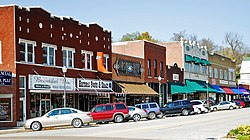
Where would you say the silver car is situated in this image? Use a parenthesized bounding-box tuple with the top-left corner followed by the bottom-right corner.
(24, 108, 93, 131)
(210, 101, 237, 111)
(128, 106, 148, 122)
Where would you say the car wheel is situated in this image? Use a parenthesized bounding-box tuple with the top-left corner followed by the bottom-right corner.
(31, 121, 42, 131)
(197, 108, 201, 114)
(204, 108, 209, 113)
(114, 114, 124, 123)
(229, 106, 234, 110)
(181, 109, 189, 116)
(133, 114, 141, 122)
(157, 112, 164, 118)
(72, 118, 82, 128)
(213, 107, 217, 111)
(148, 112, 156, 120)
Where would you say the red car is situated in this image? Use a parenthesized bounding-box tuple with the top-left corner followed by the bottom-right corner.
(90, 102, 129, 123)
(232, 99, 245, 108)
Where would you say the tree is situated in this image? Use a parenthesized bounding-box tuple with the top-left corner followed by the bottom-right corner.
(170, 30, 187, 41)
(120, 31, 159, 42)
(199, 38, 218, 54)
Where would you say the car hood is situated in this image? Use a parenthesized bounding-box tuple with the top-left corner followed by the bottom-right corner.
(25, 117, 42, 124)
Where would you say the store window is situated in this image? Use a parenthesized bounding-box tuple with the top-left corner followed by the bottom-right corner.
(0, 95, 12, 122)
(42, 43, 57, 66)
(82, 50, 93, 70)
(147, 59, 151, 77)
(19, 39, 36, 63)
(104, 54, 109, 70)
(62, 47, 75, 68)
(154, 59, 157, 77)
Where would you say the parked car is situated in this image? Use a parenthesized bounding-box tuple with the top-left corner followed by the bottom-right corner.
(127, 106, 148, 122)
(24, 108, 93, 131)
(190, 100, 209, 114)
(210, 101, 237, 111)
(90, 102, 129, 123)
(232, 99, 245, 108)
(134, 102, 161, 120)
(234, 98, 250, 107)
(160, 100, 193, 116)
(230, 100, 243, 108)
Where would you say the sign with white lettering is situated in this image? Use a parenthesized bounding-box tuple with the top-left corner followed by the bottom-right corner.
(0, 71, 12, 86)
(29, 75, 75, 90)
(173, 74, 179, 81)
(77, 78, 112, 90)
(0, 98, 11, 121)
(229, 81, 236, 86)
(220, 80, 229, 85)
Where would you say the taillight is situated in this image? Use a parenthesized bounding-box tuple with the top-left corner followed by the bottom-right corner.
(87, 113, 92, 117)
(143, 109, 147, 112)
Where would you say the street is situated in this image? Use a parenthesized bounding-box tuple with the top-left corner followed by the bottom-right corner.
(1, 108, 250, 140)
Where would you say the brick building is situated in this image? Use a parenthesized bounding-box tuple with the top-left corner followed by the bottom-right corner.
(0, 5, 112, 126)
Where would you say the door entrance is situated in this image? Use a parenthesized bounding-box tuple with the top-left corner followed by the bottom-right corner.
(40, 99, 51, 116)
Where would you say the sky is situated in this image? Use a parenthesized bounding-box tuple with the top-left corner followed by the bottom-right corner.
(1, 0, 249, 48)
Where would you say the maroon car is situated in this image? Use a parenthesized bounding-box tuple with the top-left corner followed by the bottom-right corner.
(90, 102, 129, 123)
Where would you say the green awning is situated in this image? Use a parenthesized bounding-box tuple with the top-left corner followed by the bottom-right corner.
(193, 57, 202, 64)
(201, 59, 211, 65)
(185, 79, 217, 93)
(169, 82, 195, 94)
(185, 55, 194, 62)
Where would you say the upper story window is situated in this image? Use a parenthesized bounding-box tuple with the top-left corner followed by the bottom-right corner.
(201, 65, 207, 74)
(160, 62, 164, 78)
(233, 72, 236, 81)
(104, 54, 109, 70)
(220, 69, 223, 79)
(42, 43, 57, 66)
(81, 50, 93, 70)
(19, 39, 36, 63)
(185, 62, 192, 72)
(214, 68, 218, 78)
(62, 47, 75, 68)
(147, 59, 151, 77)
(209, 67, 213, 78)
(194, 64, 200, 73)
(0, 40, 2, 64)
(224, 70, 227, 80)
(154, 59, 157, 77)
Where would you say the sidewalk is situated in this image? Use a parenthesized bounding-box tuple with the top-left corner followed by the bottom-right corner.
(0, 127, 26, 135)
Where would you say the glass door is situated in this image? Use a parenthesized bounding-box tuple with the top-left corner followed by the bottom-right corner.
(19, 99, 26, 122)
(40, 99, 51, 116)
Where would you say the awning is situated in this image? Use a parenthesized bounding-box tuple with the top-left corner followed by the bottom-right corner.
(211, 85, 225, 94)
(220, 86, 235, 95)
(185, 54, 194, 62)
(201, 59, 211, 66)
(239, 87, 250, 95)
(185, 79, 217, 93)
(230, 87, 243, 94)
(118, 83, 158, 95)
(193, 57, 202, 64)
(169, 82, 195, 94)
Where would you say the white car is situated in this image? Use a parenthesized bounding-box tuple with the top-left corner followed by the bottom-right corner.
(24, 108, 93, 131)
(190, 100, 209, 114)
(127, 106, 148, 121)
(210, 101, 237, 111)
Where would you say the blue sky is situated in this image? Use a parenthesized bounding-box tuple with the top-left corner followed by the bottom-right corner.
(1, 0, 249, 47)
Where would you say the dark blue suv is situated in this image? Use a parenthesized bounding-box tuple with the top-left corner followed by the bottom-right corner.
(135, 102, 161, 120)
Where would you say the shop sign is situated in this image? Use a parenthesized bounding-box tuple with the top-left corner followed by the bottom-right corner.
(220, 80, 228, 85)
(113, 59, 143, 77)
(173, 74, 179, 81)
(0, 71, 12, 86)
(0, 98, 11, 121)
(229, 81, 236, 86)
(29, 75, 75, 90)
(77, 78, 112, 90)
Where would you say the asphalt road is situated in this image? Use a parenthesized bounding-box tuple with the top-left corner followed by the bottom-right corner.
(1, 108, 250, 140)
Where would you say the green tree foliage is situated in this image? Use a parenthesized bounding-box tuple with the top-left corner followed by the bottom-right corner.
(120, 31, 159, 42)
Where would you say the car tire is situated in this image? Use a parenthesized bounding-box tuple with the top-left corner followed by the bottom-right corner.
(181, 109, 189, 116)
(229, 106, 233, 110)
(204, 108, 209, 113)
(72, 118, 83, 128)
(31, 121, 42, 131)
(157, 112, 164, 119)
(133, 114, 141, 122)
(114, 114, 124, 123)
(197, 108, 201, 114)
(213, 107, 217, 111)
(148, 112, 156, 120)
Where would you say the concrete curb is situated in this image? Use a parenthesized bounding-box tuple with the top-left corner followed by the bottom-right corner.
(0, 127, 26, 135)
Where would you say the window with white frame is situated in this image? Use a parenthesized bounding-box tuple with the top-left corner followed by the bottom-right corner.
(228, 71, 232, 81)
(104, 54, 109, 70)
(233, 72, 236, 81)
(81, 50, 93, 70)
(62, 47, 75, 68)
(19, 39, 36, 63)
(0, 40, 2, 64)
(201, 65, 207, 74)
(220, 69, 223, 79)
(19, 76, 26, 98)
(224, 70, 227, 80)
(42, 43, 57, 66)
(185, 62, 192, 72)
(214, 68, 218, 78)
(194, 64, 200, 73)
(209, 67, 213, 78)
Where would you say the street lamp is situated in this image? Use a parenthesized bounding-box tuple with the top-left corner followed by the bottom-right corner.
(158, 76, 163, 107)
(62, 66, 67, 108)
(206, 80, 209, 108)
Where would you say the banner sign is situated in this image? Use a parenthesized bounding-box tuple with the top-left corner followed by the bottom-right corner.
(113, 59, 143, 77)
(77, 78, 112, 90)
(0, 98, 11, 121)
(0, 71, 12, 86)
(29, 75, 75, 90)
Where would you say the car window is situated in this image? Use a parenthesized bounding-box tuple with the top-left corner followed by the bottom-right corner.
(225, 102, 230, 104)
(48, 110, 59, 116)
(191, 101, 201, 105)
(182, 101, 190, 105)
(167, 103, 173, 108)
(128, 107, 135, 111)
(142, 104, 149, 109)
(95, 106, 105, 112)
(61, 109, 72, 115)
(135, 105, 141, 109)
(149, 104, 157, 108)
(106, 105, 114, 111)
(173, 102, 180, 106)
(71, 109, 78, 113)
(115, 104, 126, 110)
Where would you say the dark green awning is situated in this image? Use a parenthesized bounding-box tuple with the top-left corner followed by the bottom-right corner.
(201, 59, 211, 65)
(169, 82, 195, 94)
(193, 57, 202, 64)
(185, 79, 217, 93)
(185, 55, 194, 62)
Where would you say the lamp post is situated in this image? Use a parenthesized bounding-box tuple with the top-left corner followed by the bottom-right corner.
(158, 76, 163, 107)
(206, 80, 209, 108)
(62, 66, 67, 108)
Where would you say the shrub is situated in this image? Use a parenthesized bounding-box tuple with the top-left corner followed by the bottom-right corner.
(227, 125, 250, 140)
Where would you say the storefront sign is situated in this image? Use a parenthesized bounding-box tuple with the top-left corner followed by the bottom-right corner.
(220, 80, 228, 85)
(229, 81, 236, 86)
(77, 78, 112, 90)
(29, 75, 75, 90)
(0, 98, 11, 121)
(173, 74, 179, 81)
(0, 71, 12, 86)
(113, 59, 143, 77)
(212, 78, 216, 85)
